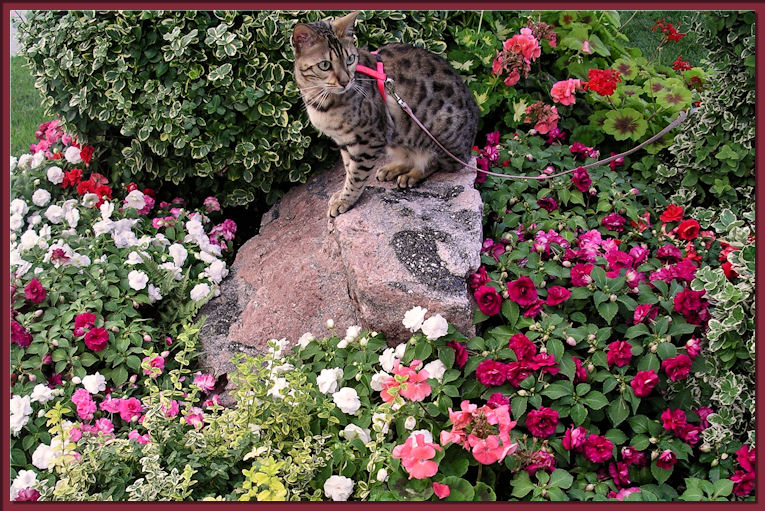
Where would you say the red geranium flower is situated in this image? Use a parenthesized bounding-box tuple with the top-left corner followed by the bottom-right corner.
(676, 219, 700, 240)
(584, 68, 621, 96)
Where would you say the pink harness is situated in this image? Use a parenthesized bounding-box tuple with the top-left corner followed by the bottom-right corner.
(355, 51, 387, 101)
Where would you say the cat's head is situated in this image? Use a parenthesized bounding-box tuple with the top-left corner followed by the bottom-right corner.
(291, 11, 360, 95)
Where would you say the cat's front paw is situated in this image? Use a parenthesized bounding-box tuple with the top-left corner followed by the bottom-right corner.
(327, 191, 354, 218)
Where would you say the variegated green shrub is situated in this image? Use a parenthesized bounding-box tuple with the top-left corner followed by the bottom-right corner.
(17, 10, 451, 208)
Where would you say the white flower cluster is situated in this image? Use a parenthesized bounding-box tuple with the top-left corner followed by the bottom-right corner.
(402, 306, 449, 340)
(10, 395, 33, 437)
(323, 475, 354, 501)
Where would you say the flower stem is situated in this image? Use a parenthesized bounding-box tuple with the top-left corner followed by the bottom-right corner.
(476, 464, 483, 484)
(417, 400, 435, 419)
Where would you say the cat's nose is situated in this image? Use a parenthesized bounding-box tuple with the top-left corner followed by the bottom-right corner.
(338, 79, 349, 87)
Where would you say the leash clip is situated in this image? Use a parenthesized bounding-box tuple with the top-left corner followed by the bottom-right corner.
(384, 78, 409, 110)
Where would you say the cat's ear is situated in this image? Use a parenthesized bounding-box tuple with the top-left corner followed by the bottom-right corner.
(292, 23, 319, 53)
(332, 11, 360, 40)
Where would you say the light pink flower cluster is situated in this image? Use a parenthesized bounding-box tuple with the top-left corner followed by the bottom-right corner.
(208, 219, 237, 250)
(551, 78, 583, 106)
(440, 400, 517, 465)
(193, 372, 216, 392)
(493, 28, 542, 86)
(142, 355, 165, 379)
(392, 433, 443, 479)
(380, 360, 432, 402)
(524, 101, 560, 135)
(71, 388, 97, 420)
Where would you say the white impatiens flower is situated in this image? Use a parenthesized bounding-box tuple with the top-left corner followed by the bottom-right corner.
(81, 372, 106, 394)
(19, 230, 39, 252)
(422, 359, 447, 383)
(46, 165, 64, 184)
(376, 469, 389, 482)
(421, 314, 449, 340)
(81, 193, 99, 208)
(342, 423, 371, 444)
(410, 429, 434, 445)
(10, 198, 28, 216)
(203, 259, 228, 284)
(99, 201, 114, 220)
(185, 218, 205, 238)
(44, 204, 65, 224)
(10, 469, 37, 500)
(17, 154, 33, 170)
(402, 306, 428, 332)
(124, 189, 146, 210)
(32, 188, 51, 207)
(297, 332, 315, 349)
(126, 251, 144, 265)
(190, 282, 211, 302)
(332, 387, 361, 415)
(148, 284, 163, 303)
(64, 207, 80, 229)
(316, 367, 344, 394)
(30, 384, 55, 404)
(11, 155, 18, 172)
(344, 325, 362, 344)
(10, 395, 33, 436)
(369, 371, 391, 392)
(10, 214, 24, 232)
(168, 243, 188, 267)
(323, 475, 354, 501)
(31, 151, 45, 169)
(378, 343, 407, 373)
(64, 145, 81, 164)
(266, 377, 289, 399)
(160, 262, 183, 280)
(92, 219, 114, 237)
(404, 416, 417, 430)
(127, 270, 149, 290)
(27, 213, 41, 226)
(31, 439, 61, 470)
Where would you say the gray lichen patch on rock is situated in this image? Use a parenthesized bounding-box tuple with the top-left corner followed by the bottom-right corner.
(390, 229, 465, 295)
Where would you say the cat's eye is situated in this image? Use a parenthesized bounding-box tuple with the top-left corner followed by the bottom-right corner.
(346, 54, 356, 65)
(316, 60, 331, 71)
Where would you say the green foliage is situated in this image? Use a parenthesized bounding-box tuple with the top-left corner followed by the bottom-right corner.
(10, 56, 48, 156)
(654, 11, 755, 208)
(17, 10, 452, 208)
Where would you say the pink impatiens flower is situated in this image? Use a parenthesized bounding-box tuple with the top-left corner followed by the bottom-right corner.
(380, 360, 432, 402)
(118, 397, 143, 422)
(185, 407, 205, 428)
(193, 372, 216, 392)
(392, 433, 442, 479)
(128, 429, 150, 444)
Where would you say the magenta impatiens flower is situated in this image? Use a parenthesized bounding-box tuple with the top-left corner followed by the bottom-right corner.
(11, 320, 33, 348)
(393, 433, 442, 479)
(583, 434, 614, 463)
(630, 370, 659, 397)
(656, 449, 678, 469)
(507, 276, 538, 307)
(570, 263, 594, 286)
(633, 303, 658, 325)
(526, 406, 559, 438)
(730, 470, 755, 496)
(474, 285, 502, 316)
(571, 167, 592, 192)
(601, 213, 627, 233)
(24, 278, 46, 303)
(508, 333, 536, 361)
(606, 340, 632, 367)
(118, 397, 143, 422)
(447, 340, 468, 368)
(562, 426, 588, 451)
(476, 359, 508, 387)
(84, 326, 109, 352)
(73, 312, 97, 338)
(545, 286, 571, 306)
(661, 354, 693, 381)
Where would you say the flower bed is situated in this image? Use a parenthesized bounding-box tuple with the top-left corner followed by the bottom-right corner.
(9, 11, 755, 502)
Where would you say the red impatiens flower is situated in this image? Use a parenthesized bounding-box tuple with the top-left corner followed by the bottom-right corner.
(474, 285, 502, 316)
(583, 434, 614, 463)
(661, 354, 693, 381)
(79, 145, 94, 166)
(656, 449, 678, 469)
(601, 212, 627, 233)
(537, 196, 558, 212)
(676, 219, 700, 240)
(545, 286, 571, 306)
(571, 167, 592, 192)
(61, 168, 83, 189)
(476, 360, 508, 387)
(660, 204, 684, 223)
(633, 303, 658, 325)
(730, 470, 755, 496)
(11, 320, 33, 348)
(506, 276, 538, 307)
(607, 340, 633, 367)
(526, 406, 559, 438)
(447, 340, 468, 368)
(84, 326, 109, 352)
(508, 333, 536, 361)
(570, 263, 594, 287)
(631, 370, 659, 397)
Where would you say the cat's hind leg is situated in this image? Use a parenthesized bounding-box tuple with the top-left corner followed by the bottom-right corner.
(394, 149, 439, 189)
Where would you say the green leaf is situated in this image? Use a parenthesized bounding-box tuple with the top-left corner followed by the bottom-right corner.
(597, 301, 618, 324)
(548, 469, 573, 489)
(656, 342, 677, 360)
(501, 300, 519, 326)
(651, 460, 673, 485)
(607, 397, 630, 427)
(511, 471, 534, 498)
(440, 476, 475, 501)
(541, 382, 573, 399)
(473, 482, 496, 501)
(570, 403, 587, 426)
(581, 390, 608, 410)
(111, 366, 128, 386)
(79, 352, 98, 367)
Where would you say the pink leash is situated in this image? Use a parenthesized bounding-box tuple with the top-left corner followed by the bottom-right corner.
(356, 52, 698, 181)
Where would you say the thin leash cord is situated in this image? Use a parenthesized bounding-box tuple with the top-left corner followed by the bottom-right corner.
(384, 78, 698, 182)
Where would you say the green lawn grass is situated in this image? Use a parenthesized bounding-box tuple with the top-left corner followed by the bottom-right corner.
(11, 55, 49, 157)
(617, 11, 706, 67)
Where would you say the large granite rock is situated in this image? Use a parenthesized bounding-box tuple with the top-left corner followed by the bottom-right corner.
(199, 157, 483, 377)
